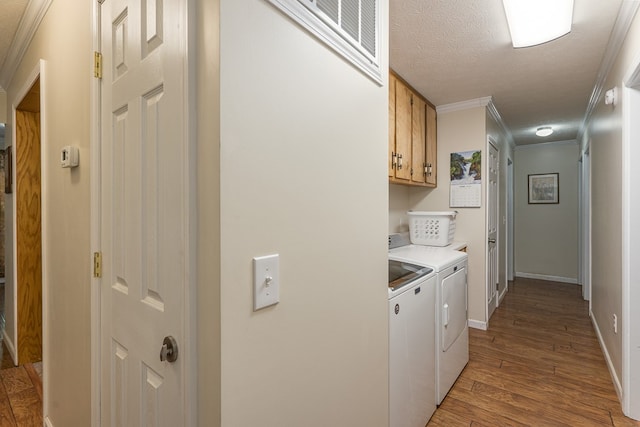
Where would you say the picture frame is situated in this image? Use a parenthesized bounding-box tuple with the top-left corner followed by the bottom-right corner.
(4, 146, 11, 194)
(528, 173, 558, 204)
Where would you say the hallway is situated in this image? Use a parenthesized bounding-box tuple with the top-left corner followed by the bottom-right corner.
(429, 278, 640, 426)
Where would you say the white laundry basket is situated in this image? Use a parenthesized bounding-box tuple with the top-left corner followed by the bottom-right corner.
(408, 211, 457, 246)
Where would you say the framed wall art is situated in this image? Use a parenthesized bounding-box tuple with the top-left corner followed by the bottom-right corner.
(528, 173, 558, 204)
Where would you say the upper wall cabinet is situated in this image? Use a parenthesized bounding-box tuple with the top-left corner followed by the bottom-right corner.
(389, 70, 437, 187)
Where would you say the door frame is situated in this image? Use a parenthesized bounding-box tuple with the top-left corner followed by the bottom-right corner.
(621, 54, 640, 420)
(506, 157, 514, 283)
(578, 146, 591, 305)
(486, 137, 499, 319)
(90, 1, 197, 425)
(10, 59, 49, 421)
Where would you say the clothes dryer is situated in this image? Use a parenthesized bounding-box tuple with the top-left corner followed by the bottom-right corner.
(389, 244, 468, 405)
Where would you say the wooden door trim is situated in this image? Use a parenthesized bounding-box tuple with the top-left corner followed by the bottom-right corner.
(10, 59, 49, 421)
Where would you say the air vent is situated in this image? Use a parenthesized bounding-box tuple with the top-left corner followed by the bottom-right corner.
(266, 0, 381, 84)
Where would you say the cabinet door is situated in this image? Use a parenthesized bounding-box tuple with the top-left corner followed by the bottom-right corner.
(394, 80, 412, 182)
(411, 96, 426, 184)
(389, 74, 396, 178)
(425, 103, 437, 186)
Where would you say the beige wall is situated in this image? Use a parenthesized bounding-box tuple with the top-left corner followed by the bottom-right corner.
(389, 183, 411, 233)
(410, 106, 488, 324)
(514, 142, 579, 282)
(196, 0, 221, 424)
(585, 7, 640, 402)
(408, 105, 512, 326)
(4, 0, 92, 425)
(217, 0, 389, 425)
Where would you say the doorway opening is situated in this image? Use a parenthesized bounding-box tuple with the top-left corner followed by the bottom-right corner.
(15, 76, 43, 367)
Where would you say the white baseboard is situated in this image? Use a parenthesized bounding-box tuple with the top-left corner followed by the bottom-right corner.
(2, 329, 17, 366)
(468, 319, 487, 330)
(591, 310, 623, 401)
(515, 272, 578, 284)
(44, 416, 54, 427)
(498, 287, 507, 305)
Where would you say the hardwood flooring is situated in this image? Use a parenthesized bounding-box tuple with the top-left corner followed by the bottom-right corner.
(0, 283, 43, 426)
(428, 278, 640, 427)
(0, 363, 42, 426)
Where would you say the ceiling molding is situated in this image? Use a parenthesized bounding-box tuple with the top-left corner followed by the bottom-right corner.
(436, 96, 492, 114)
(0, 0, 53, 90)
(514, 139, 578, 151)
(578, 0, 640, 143)
(437, 96, 516, 148)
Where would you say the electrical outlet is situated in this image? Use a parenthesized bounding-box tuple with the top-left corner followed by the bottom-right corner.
(613, 314, 618, 334)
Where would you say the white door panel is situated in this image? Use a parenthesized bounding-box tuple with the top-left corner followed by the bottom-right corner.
(100, 0, 187, 424)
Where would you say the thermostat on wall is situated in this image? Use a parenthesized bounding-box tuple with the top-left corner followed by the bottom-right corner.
(61, 146, 79, 168)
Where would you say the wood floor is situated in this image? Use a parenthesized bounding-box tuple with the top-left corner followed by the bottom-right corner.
(428, 278, 640, 427)
(0, 363, 42, 426)
(0, 281, 43, 427)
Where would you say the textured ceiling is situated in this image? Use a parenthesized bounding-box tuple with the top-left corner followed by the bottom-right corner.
(0, 0, 28, 92)
(390, 0, 624, 145)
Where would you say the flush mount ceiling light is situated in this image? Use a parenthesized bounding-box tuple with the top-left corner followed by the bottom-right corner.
(536, 126, 553, 137)
(502, 0, 574, 48)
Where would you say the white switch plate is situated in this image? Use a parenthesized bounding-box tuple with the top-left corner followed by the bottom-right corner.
(253, 254, 279, 311)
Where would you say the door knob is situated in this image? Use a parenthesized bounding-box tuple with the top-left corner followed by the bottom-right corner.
(160, 336, 179, 363)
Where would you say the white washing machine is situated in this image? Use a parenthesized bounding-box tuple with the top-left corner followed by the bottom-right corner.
(389, 244, 469, 405)
(388, 259, 437, 426)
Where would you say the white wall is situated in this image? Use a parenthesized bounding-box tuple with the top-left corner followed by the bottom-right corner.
(514, 141, 579, 283)
(585, 6, 640, 416)
(217, 0, 389, 425)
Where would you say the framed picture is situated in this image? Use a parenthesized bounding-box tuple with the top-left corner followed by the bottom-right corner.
(4, 146, 11, 194)
(528, 173, 558, 204)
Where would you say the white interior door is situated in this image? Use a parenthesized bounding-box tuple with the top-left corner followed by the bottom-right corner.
(487, 141, 499, 319)
(100, 0, 189, 424)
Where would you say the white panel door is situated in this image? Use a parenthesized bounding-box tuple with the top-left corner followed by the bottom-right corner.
(100, 0, 188, 425)
(487, 141, 499, 319)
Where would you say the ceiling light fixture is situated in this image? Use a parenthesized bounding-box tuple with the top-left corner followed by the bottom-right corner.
(502, 0, 574, 48)
(536, 127, 553, 137)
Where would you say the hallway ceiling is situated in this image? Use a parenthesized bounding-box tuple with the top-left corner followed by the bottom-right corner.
(0, 0, 28, 92)
(390, 0, 625, 145)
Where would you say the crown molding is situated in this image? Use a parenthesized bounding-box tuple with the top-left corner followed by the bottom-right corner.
(0, 0, 53, 90)
(437, 96, 516, 148)
(577, 0, 640, 143)
(436, 96, 492, 114)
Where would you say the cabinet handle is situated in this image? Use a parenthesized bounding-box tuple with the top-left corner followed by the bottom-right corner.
(397, 154, 403, 170)
(392, 152, 397, 169)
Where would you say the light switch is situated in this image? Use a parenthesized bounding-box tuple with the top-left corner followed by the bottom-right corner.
(253, 254, 279, 311)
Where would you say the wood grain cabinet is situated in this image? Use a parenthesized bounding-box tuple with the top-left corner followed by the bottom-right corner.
(389, 70, 437, 187)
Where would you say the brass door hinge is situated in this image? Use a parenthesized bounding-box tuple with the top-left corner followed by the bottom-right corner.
(94, 51, 103, 79)
(93, 252, 102, 278)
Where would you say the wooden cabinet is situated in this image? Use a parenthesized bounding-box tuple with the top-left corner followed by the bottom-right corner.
(389, 70, 437, 187)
